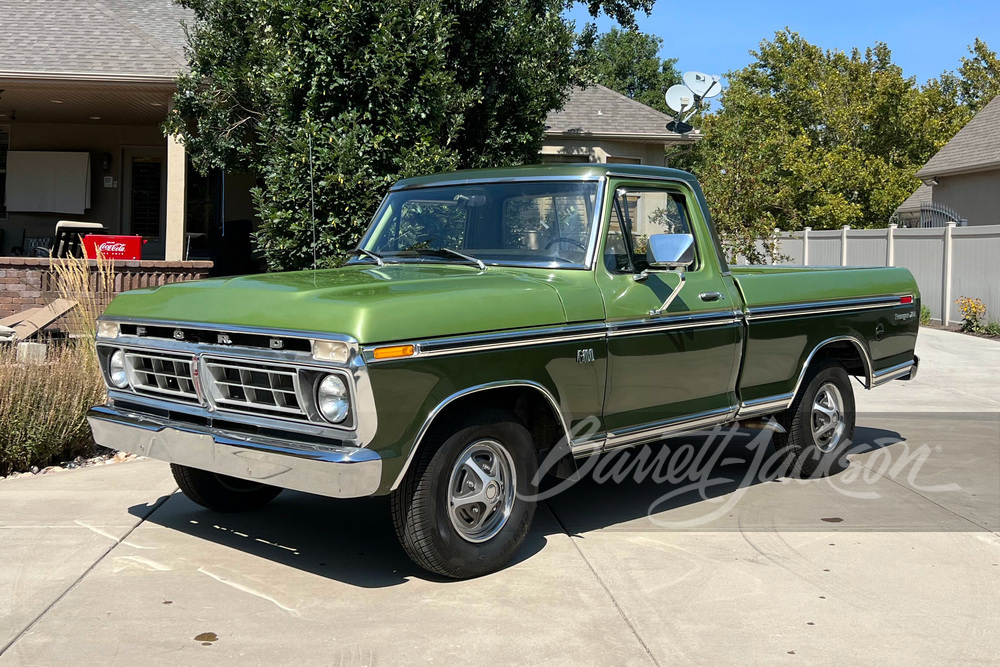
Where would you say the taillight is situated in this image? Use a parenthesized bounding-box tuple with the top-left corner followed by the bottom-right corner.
(900, 295, 914, 305)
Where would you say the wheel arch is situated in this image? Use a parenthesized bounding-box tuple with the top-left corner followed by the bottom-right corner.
(388, 381, 570, 491)
(796, 335, 874, 396)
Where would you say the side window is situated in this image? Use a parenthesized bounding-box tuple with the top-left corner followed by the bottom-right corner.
(394, 201, 467, 251)
(604, 187, 696, 273)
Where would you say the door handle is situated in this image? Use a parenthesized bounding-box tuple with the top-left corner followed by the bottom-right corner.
(699, 291, 724, 302)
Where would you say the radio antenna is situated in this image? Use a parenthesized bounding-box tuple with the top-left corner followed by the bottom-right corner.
(308, 130, 317, 273)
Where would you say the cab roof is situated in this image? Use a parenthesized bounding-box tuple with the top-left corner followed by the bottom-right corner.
(391, 163, 696, 190)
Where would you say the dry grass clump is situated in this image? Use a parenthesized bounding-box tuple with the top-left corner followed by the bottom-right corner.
(49, 252, 116, 341)
(0, 342, 106, 475)
(0, 254, 115, 475)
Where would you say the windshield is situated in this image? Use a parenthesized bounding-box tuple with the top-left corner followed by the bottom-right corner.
(357, 181, 600, 269)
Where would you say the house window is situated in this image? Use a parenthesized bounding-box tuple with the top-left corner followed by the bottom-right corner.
(0, 125, 9, 220)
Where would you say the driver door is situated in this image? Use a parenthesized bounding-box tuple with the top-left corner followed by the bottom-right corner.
(596, 179, 741, 442)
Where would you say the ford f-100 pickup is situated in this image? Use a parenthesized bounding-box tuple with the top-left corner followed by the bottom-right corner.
(88, 164, 919, 578)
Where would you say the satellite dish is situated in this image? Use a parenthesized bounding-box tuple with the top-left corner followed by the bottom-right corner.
(683, 71, 721, 99)
(666, 120, 694, 134)
(665, 84, 696, 114)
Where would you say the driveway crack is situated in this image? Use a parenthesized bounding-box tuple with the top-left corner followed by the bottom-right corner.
(0, 489, 176, 657)
(545, 501, 661, 666)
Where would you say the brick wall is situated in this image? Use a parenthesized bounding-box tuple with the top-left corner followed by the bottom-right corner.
(0, 258, 213, 321)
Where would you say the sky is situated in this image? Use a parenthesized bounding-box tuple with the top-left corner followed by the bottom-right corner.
(566, 0, 1000, 86)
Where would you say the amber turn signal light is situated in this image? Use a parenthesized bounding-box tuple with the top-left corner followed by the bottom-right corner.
(372, 344, 416, 360)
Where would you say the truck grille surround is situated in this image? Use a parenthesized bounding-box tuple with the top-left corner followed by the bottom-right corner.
(125, 351, 199, 402)
(202, 357, 307, 420)
(112, 347, 350, 426)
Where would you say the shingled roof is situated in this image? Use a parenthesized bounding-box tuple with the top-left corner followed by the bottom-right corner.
(896, 183, 932, 216)
(918, 94, 1000, 179)
(546, 84, 689, 141)
(0, 0, 191, 81)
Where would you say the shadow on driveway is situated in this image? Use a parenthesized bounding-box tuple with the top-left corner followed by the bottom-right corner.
(129, 424, 948, 588)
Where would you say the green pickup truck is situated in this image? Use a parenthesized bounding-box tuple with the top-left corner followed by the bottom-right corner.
(88, 164, 919, 578)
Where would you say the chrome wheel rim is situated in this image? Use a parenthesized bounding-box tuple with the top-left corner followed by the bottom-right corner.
(447, 439, 517, 543)
(811, 382, 846, 453)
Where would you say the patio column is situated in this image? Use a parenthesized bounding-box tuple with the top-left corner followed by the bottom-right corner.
(164, 130, 187, 261)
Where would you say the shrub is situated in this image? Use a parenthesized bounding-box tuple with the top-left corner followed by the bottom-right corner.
(0, 343, 107, 475)
(955, 296, 987, 333)
(0, 255, 114, 475)
(985, 321, 1000, 338)
(920, 305, 932, 325)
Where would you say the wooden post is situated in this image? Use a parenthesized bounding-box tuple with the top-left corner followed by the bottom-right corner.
(165, 100, 187, 262)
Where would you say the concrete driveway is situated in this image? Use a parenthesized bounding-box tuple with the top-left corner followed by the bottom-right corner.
(1, 327, 998, 665)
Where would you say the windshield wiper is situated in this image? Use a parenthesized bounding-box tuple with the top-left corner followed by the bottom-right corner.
(352, 247, 384, 267)
(409, 247, 487, 271)
(440, 248, 487, 271)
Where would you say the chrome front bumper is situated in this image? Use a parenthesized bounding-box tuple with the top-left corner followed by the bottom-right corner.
(87, 405, 382, 498)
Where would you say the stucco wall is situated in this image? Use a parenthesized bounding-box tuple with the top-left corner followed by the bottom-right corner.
(539, 138, 666, 166)
(933, 169, 1000, 227)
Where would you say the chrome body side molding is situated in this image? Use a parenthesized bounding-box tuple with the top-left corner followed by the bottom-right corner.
(570, 406, 741, 457)
(745, 296, 904, 321)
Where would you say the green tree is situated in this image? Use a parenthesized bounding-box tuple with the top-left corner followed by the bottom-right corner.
(583, 27, 680, 112)
(167, 0, 653, 271)
(958, 38, 1000, 112)
(680, 30, 967, 261)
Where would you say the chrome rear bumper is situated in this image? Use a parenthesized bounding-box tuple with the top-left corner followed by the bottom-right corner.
(87, 405, 382, 498)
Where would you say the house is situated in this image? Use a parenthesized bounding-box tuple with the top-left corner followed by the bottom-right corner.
(910, 94, 1000, 227)
(0, 2, 694, 267)
(0, 0, 254, 266)
(893, 183, 932, 227)
(541, 84, 698, 166)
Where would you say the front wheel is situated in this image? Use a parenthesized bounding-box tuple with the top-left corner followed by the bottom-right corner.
(773, 359, 856, 478)
(171, 464, 282, 512)
(390, 411, 538, 579)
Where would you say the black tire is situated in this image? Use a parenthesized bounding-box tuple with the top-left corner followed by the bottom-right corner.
(171, 464, 282, 513)
(390, 410, 538, 579)
(773, 359, 856, 479)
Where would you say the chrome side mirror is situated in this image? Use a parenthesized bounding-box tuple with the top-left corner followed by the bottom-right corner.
(646, 233, 695, 270)
(641, 233, 695, 317)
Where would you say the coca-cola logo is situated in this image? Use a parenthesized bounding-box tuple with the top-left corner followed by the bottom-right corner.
(98, 242, 127, 253)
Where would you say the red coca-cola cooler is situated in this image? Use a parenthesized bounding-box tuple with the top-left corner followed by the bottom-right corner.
(83, 235, 145, 260)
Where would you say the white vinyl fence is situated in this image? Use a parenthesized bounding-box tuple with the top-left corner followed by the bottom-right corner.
(737, 223, 1000, 325)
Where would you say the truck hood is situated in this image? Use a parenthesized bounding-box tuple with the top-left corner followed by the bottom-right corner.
(103, 264, 569, 344)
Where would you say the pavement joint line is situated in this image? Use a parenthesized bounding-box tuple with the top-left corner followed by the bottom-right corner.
(0, 488, 177, 658)
(853, 457, 1000, 537)
(544, 500, 661, 667)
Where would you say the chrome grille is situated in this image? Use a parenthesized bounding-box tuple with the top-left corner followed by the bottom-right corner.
(203, 357, 307, 420)
(124, 351, 198, 402)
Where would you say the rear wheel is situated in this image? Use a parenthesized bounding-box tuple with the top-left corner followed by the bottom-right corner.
(773, 360, 856, 478)
(390, 411, 538, 579)
(171, 464, 282, 512)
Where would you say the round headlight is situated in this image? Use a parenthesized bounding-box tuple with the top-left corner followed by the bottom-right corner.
(109, 350, 129, 389)
(316, 374, 349, 423)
